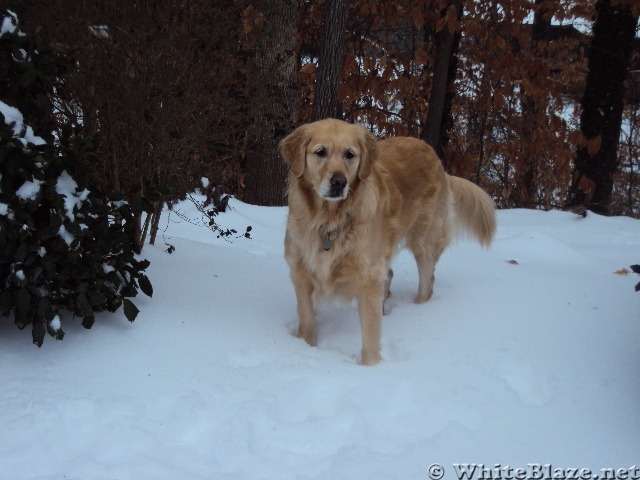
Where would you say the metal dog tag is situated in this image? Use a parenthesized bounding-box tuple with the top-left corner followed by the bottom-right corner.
(323, 233, 332, 251)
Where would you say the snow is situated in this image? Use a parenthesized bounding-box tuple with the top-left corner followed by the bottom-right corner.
(57, 224, 75, 246)
(55, 170, 89, 221)
(88, 25, 110, 39)
(1, 197, 639, 479)
(0, 100, 46, 146)
(102, 263, 115, 274)
(49, 315, 61, 332)
(15, 178, 43, 201)
(0, 9, 19, 36)
(0, 202, 11, 218)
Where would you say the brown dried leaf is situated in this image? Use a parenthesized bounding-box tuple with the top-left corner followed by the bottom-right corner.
(613, 268, 630, 276)
(412, 7, 424, 29)
(446, 6, 460, 33)
(577, 175, 595, 194)
(586, 135, 602, 156)
(415, 48, 428, 65)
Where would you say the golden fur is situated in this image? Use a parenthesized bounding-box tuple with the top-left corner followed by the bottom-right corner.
(279, 118, 496, 365)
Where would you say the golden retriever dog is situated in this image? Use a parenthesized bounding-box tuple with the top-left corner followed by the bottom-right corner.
(279, 118, 496, 365)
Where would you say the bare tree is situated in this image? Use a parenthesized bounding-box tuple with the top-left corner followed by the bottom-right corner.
(242, 0, 299, 206)
(311, 0, 351, 121)
(511, 0, 552, 208)
(421, 0, 462, 160)
(568, 0, 639, 214)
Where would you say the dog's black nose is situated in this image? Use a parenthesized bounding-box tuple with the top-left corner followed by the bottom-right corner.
(330, 173, 347, 189)
(327, 173, 348, 199)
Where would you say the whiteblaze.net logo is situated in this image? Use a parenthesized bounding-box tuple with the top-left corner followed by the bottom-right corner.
(426, 464, 640, 480)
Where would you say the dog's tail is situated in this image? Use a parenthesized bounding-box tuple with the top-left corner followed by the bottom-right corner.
(448, 175, 496, 248)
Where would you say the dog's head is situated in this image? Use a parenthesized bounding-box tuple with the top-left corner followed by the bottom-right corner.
(279, 119, 378, 201)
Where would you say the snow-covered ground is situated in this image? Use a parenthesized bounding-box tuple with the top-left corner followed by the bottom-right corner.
(1, 197, 639, 480)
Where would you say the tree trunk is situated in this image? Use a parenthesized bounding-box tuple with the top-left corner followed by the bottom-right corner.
(568, 0, 638, 215)
(149, 199, 164, 246)
(512, 0, 551, 208)
(140, 211, 152, 249)
(437, 12, 462, 172)
(243, 0, 299, 206)
(311, 0, 351, 121)
(421, 0, 462, 160)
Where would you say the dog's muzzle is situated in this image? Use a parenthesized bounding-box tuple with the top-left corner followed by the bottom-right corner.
(326, 173, 348, 199)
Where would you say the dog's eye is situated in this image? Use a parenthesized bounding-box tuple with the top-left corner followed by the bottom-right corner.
(344, 150, 355, 160)
(315, 148, 327, 158)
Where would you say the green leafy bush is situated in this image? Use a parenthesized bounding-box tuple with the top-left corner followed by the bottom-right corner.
(1, 9, 152, 346)
(631, 265, 640, 292)
(0, 114, 153, 346)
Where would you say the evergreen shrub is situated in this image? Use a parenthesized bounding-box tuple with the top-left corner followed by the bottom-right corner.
(0, 9, 152, 346)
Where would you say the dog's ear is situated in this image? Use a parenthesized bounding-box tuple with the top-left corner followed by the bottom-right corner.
(357, 126, 378, 180)
(279, 124, 309, 178)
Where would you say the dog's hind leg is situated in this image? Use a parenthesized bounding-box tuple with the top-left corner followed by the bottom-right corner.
(384, 268, 394, 299)
(410, 232, 448, 304)
(382, 268, 393, 315)
(409, 211, 451, 304)
(413, 248, 436, 303)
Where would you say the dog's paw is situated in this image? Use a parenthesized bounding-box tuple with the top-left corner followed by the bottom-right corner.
(414, 289, 433, 304)
(296, 328, 317, 347)
(360, 349, 382, 366)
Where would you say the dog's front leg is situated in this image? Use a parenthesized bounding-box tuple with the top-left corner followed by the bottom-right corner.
(291, 265, 316, 346)
(357, 282, 384, 365)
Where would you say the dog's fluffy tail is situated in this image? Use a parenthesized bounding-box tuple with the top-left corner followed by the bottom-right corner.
(448, 175, 496, 248)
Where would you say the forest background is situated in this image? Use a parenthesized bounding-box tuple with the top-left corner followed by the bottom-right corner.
(4, 0, 640, 237)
